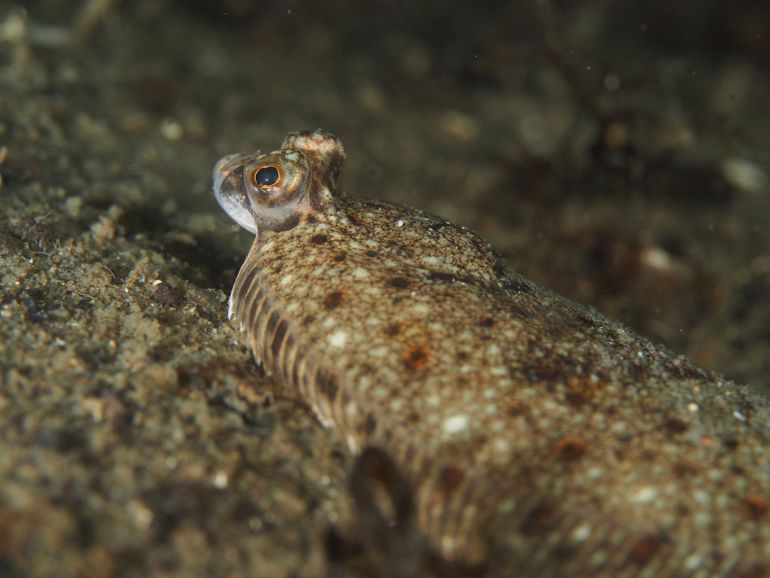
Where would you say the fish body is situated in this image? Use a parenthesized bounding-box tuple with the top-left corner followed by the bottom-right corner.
(213, 130, 770, 576)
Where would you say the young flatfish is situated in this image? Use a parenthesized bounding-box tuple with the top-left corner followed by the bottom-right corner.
(213, 130, 770, 577)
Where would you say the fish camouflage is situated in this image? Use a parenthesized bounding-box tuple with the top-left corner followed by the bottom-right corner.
(213, 129, 770, 577)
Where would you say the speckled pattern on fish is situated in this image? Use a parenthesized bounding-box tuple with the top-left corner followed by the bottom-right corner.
(213, 130, 770, 577)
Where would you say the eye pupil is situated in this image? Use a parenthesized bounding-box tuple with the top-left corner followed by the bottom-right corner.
(255, 166, 280, 186)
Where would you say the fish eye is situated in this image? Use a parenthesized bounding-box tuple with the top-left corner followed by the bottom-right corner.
(253, 165, 281, 187)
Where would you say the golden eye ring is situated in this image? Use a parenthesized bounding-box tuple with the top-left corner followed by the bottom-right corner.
(251, 165, 282, 188)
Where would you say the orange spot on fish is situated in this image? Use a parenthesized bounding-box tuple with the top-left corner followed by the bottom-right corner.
(741, 495, 769, 520)
(403, 346, 429, 370)
(555, 438, 587, 461)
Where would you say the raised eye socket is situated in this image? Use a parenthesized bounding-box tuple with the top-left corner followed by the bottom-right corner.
(253, 165, 281, 187)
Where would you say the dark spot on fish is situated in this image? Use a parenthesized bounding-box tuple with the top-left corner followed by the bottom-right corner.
(457, 351, 469, 361)
(427, 271, 458, 283)
(554, 438, 586, 461)
(365, 250, 379, 258)
(403, 346, 428, 370)
(384, 323, 400, 337)
(521, 502, 556, 532)
(627, 533, 668, 565)
(506, 400, 528, 417)
(302, 314, 316, 326)
(671, 461, 696, 478)
(305, 215, 317, 224)
(722, 438, 739, 450)
(479, 316, 495, 328)
(270, 319, 288, 358)
(616, 433, 633, 444)
(317, 370, 339, 401)
(436, 465, 464, 499)
(322, 526, 351, 564)
(664, 417, 690, 434)
(310, 233, 328, 244)
(360, 363, 376, 375)
(388, 277, 409, 289)
(350, 447, 414, 529)
(266, 309, 280, 335)
(334, 252, 346, 262)
(324, 291, 345, 310)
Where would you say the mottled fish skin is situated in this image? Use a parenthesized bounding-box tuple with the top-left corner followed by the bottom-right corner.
(213, 130, 770, 577)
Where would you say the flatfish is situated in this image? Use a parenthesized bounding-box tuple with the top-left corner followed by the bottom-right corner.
(213, 129, 770, 577)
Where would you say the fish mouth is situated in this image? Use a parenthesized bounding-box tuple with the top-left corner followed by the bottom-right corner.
(212, 153, 246, 195)
(212, 152, 259, 235)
